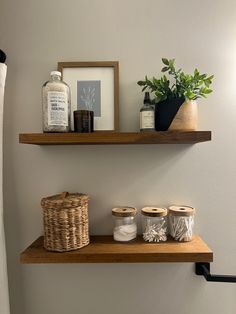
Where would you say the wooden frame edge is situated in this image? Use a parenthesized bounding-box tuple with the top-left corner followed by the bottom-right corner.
(58, 61, 119, 131)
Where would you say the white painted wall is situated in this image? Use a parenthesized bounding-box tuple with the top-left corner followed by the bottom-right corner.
(1, 0, 236, 313)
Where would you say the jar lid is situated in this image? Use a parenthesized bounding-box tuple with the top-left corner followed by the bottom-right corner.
(41, 192, 89, 210)
(50, 71, 61, 77)
(112, 207, 137, 217)
(168, 205, 195, 216)
(141, 207, 167, 217)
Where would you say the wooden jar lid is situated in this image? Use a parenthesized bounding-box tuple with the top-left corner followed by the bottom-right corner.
(168, 205, 195, 216)
(41, 192, 89, 210)
(141, 207, 167, 217)
(112, 207, 137, 217)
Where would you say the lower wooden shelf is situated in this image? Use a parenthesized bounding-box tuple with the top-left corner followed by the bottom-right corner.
(20, 235, 213, 264)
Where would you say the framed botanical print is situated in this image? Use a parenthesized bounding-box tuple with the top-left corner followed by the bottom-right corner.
(58, 61, 119, 131)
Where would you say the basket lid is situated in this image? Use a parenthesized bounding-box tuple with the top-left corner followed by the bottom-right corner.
(112, 207, 137, 217)
(41, 192, 88, 210)
(141, 207, 167, 217)
(168, 205, 195, 216)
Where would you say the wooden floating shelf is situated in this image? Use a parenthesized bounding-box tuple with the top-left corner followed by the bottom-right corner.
(19, 131, 211, 145)
(20, 235, 213, 264)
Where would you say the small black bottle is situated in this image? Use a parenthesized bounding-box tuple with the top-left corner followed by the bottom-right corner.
(140, 92, 155, 131)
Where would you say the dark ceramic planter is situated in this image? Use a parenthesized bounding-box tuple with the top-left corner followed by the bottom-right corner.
(154, 97, 185, 131)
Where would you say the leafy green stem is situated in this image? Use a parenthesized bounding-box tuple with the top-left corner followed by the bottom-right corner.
(137, 58, 214, 103)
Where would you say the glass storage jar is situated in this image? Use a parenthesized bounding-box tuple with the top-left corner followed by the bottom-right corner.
(112, 207, 137, 242)
(141, 207, 167, 242)
(168, 205, 195, 242)
(42, 71, 71, 132)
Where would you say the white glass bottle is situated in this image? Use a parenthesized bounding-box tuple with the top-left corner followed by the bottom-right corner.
(140, 92, 155, 131)
(42, 71, 71, 132)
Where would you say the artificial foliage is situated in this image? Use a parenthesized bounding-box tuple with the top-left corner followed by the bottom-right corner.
(138, 58, 214, 103)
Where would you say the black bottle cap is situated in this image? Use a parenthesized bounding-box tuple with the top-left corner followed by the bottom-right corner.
(144, 92, 151, 104)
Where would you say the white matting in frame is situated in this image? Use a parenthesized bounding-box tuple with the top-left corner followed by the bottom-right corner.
(63, 67, 115, 131)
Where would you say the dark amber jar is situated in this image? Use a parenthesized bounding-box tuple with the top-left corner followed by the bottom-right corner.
(74, 110, 94, 133)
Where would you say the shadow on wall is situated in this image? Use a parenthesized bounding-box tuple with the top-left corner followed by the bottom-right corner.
(35, 144, 195, 234)
(21, 263, 210, 314)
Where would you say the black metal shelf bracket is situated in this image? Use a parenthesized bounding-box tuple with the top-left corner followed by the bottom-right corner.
(195, 263, 236, 283)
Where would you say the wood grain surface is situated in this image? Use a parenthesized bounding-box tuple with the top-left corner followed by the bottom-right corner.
(19, 131, 211, 145)
(20, 235, 213, 264)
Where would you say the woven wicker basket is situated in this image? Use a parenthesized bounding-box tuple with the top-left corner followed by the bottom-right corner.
(41, 192, 89, 252)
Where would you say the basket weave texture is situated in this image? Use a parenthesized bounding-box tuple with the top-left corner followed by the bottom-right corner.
(41, 192, 89, 252)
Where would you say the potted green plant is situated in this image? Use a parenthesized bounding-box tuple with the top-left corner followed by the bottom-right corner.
(137, 58, 214, 131)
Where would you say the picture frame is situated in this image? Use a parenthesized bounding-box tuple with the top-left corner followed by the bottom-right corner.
(58, 61, 119, 131)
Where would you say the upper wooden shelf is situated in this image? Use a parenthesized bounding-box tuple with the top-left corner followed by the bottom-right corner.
(20, 235, 213, 264)
(19, 131, 211, 145)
